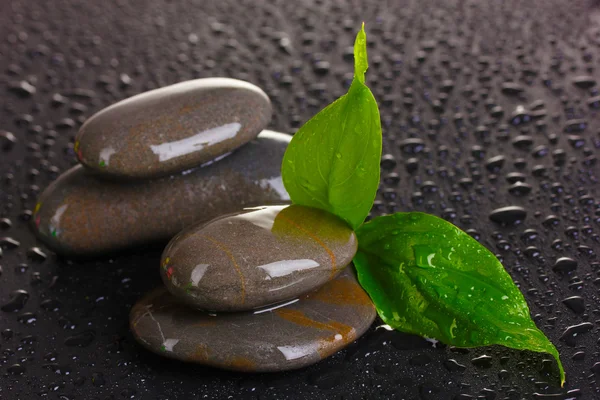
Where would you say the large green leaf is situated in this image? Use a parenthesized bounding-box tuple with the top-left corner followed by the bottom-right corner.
(281, 24, 382, 230)
(353, 212, 565, 386)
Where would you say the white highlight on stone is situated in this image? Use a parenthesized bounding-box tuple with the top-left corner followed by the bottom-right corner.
(268, 278, 307, 292)
(240, 205, 287, 231)
(150, 122, 241, 162)
(253, 299, 299, 314)
(99, 147, 117, 166)
(190, 264, 210, 286)
(49, 204, 69, 235)
(200, 151, 232, 168)
(162, 338, 180, 352)
(258, 259, 320, 279)
(277, 342, 319, 360)
(259, 176, 290, 200)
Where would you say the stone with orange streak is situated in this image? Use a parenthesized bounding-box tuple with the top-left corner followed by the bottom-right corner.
(309, 275, 374, 307)
(32, 131, 291, 255)
(187, 345, 210, 363)
(161, 204, 358, 312)
(275, 308, 357, 359)
(226, 357, 257, 371)
(129, 267, 375, 372)
(316, 328, 357, 359)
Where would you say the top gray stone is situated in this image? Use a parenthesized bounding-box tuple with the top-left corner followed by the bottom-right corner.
(75, 78, 272, 179)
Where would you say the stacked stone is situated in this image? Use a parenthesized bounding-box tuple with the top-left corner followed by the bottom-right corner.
(32, 78, 288, 255)
(131, 204, 376, 372)
(32, 78, 376, 372)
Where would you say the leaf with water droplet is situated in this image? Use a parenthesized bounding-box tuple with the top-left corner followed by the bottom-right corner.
(353, 212, 565, 386)
(281, 23, 382, 230)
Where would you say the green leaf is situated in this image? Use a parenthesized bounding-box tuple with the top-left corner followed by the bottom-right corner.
(281, 24, 382, 230)
(353, 212, 565, 386)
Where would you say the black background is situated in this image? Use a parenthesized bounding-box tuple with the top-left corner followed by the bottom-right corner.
(1, 0, 599, 399)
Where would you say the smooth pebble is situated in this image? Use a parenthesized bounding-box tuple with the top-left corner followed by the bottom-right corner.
(32, 131, 290, 255)
(75, 78, 272, 179)
(161, 204, 357, 311)
(130, 268, 376, 372)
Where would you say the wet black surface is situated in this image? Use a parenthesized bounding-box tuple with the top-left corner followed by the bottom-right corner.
(0, 0, 599, 398)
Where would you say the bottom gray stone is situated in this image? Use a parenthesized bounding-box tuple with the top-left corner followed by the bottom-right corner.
(130, 267, 376, 372)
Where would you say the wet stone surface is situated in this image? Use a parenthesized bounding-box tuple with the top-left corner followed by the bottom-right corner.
(161, 204, 357, 311)
(75, 78, 272, 179)
(131, 268, 376, 372)
(32, 131, 291, 255)
(1, 0, 599, 399)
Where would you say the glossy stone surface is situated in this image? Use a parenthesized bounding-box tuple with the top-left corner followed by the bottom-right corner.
(32, 131, 290, 255)
(161, 205, 357, 311)
(75, 78, 272, 179)
(130, 268, 376, 372)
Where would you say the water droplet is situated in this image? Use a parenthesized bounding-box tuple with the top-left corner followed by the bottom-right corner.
(489, 206, 527, 225)
(1, 290, 30, 312)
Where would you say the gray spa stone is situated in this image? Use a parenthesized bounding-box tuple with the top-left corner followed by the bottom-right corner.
(130, 268, 376, 372)
(75, 78, 272, 179)
(32, 131, 290, 256)
(161, 204, 357, 311)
